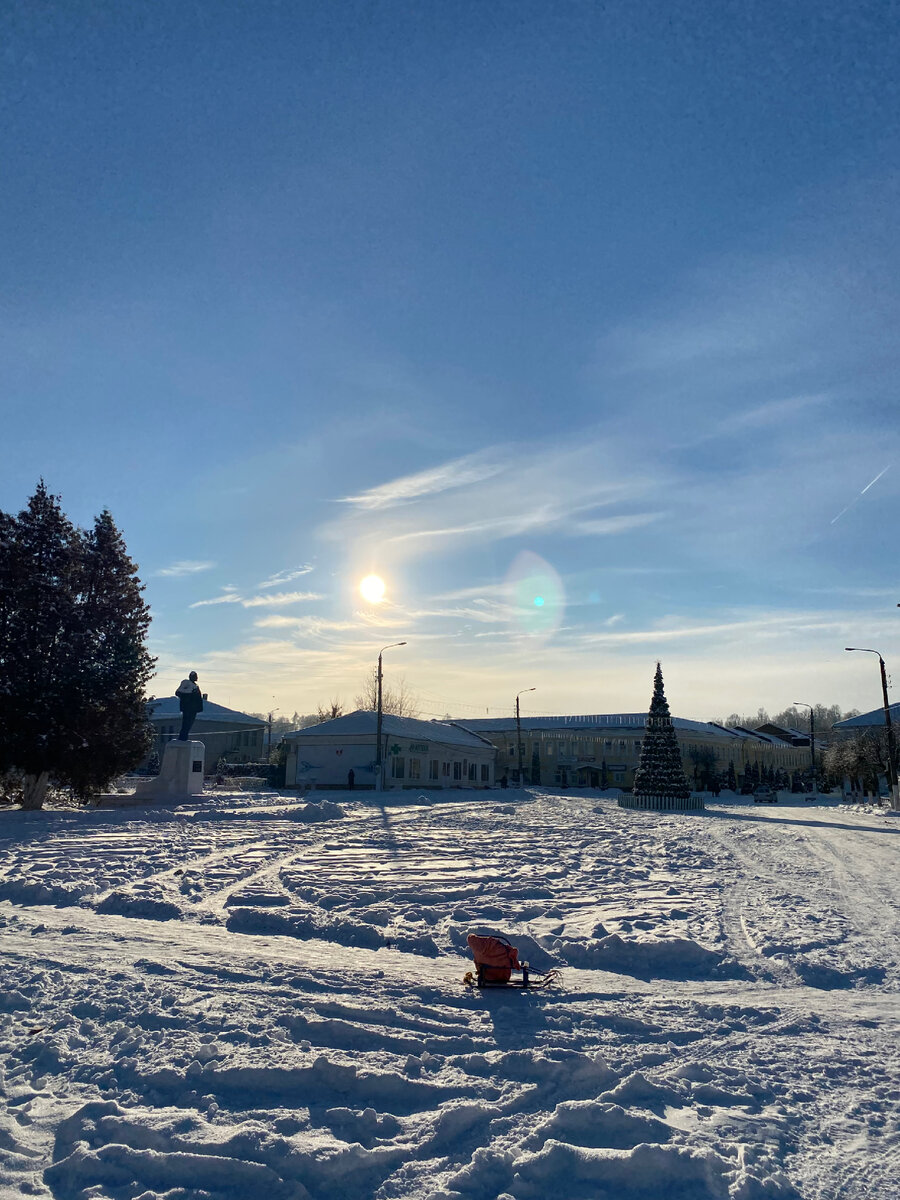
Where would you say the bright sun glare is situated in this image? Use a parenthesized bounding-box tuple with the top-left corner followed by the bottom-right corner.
(359, 574, 386, 604)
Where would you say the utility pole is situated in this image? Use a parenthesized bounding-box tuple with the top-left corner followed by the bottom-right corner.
(375, 642, 407, 791)
(515, 687, 535, 786)
(845, 648, 899, 807)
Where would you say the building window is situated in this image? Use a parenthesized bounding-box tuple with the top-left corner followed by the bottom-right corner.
(546, 742, 554, 756)
(409, 758, 421, 780)
(468, 762, 477, 781)
(453, 761, 462, 781)
(480, 764, 489, 782)
(392, 757, 405, 779)
(442, 762, 450, 777)
(429, 760, 439, 780)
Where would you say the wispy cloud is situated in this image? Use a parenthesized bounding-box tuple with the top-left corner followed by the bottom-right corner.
(241, 590, 323, 608)
(570, 512, 662, 537)
(189, 588, 242, 609)
(157, 560, 216, 577)
(253, 611, 406, 634)
(257, 565, 315, 588)
(718, 393, 829, 432)
(338, 451, 504, 510)
(323, 437, 658, 561)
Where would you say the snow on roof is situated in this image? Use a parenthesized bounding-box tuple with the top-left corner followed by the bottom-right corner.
(459, 714, 745, 740)
(146, 697, 265, 726)
(834, 703, 900, 730)
(284, 709, 494, 749)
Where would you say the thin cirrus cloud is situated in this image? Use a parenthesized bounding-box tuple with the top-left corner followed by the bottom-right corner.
(241, 590, 323, 608)
(337, 451, 505, 510)
(324, 437, 661, 560)
(156, 560, 216, 577)
(188, 588, 242, 608)
(257, 565, 315, 588)
(189, 589, 322, 610)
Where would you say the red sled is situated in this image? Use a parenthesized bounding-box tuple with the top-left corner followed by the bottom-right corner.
(466, 933, 531, 988)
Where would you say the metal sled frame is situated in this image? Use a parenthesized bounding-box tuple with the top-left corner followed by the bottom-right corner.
(475, 961, 531, 989)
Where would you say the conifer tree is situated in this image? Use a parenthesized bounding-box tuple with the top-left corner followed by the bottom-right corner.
(0, 484, 81, 806)
(0, 485, 155, 805)
(62, 509, 155, 796)
(725, 761, 737, 791)
(632, 663, 691, 799)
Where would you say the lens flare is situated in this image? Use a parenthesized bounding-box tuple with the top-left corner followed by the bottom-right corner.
(505, 551, 564, 639)
(359, 574, 386, 604)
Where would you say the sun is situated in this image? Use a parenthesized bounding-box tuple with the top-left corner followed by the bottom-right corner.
(359, 574, 386, 604)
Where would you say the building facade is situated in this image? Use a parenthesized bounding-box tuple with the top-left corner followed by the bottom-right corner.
(283, 710, 496, 790)
(458, 714, 809, 789)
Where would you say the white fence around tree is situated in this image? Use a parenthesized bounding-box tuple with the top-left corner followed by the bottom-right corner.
(618, 793, 705, 811)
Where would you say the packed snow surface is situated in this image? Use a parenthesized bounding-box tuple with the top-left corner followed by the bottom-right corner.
(1, 788, 898, 1199)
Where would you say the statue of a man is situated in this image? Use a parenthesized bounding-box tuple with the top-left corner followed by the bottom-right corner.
(176, 671, 204, 741)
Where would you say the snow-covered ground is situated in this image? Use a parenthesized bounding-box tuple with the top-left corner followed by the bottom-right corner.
(1, 788, 898, 1199)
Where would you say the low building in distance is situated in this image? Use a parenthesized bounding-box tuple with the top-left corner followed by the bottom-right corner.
(283, 710, 496, 790)
(458, 713, 809, 790)
(146, 698, 266, 772)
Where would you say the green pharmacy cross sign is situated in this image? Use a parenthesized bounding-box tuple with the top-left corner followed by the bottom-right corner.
(389, 744, 402, 755)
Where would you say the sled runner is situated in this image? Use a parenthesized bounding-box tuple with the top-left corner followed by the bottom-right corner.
(463, 933, 562, 990)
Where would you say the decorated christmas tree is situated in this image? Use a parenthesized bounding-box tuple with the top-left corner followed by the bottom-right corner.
(631, 663, 691, 800)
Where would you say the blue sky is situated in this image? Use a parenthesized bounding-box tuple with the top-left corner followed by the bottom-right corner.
(2, 1, 898, 720)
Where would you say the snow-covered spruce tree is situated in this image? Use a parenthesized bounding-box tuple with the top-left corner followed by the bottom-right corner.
(631, 663, 691, 800)
(0, 486, 155, 806)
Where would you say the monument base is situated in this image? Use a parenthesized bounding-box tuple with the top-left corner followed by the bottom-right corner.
(97, 741, 206, 806)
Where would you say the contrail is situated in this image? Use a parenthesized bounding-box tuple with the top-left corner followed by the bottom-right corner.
(859, 464, 890, 494)
(831, 464, 892, 525)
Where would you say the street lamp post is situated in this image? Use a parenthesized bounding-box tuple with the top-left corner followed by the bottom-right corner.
(793, 702, 816, 796)
(375, 642, 407, 792)
(845, 647, 899, 806)
(266, 702, 280, 759)
(515, 688, 536, 786)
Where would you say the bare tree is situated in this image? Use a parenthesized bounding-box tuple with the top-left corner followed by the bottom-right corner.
(316, 698, 344, 722)
(354, 669, 420, 717)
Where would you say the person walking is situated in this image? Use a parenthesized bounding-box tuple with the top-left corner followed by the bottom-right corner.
(176, 671, 204, 740)
(347, 768, 355, 790)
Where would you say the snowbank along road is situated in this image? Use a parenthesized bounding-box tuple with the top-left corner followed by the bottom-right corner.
(0, 788, 898, 1199)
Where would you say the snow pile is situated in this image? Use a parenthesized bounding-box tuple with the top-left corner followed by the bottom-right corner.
(552, 931, 728, 977)
(285, 800, 346, 823)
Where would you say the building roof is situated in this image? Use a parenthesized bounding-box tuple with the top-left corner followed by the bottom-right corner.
(146, 697, 265, 726)
(458, 714, 756, 741)
(284, 709, 494, 749)
(755, 722, 810, 745)
(833, 703, 900, 730)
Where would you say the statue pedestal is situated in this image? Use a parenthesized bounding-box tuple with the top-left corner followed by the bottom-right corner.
(110, 740, 205, 805)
